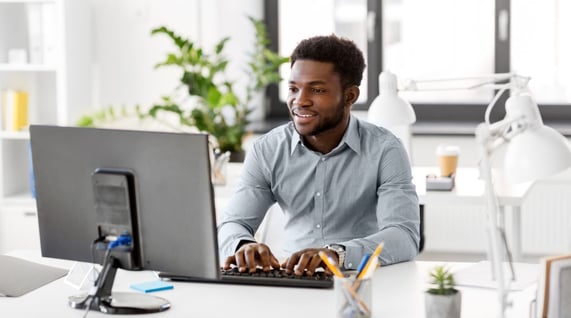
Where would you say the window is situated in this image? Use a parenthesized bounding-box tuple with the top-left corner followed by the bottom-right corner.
(264, 0, 381, 119)
(266, 0, 571, 133)
(511, 0, 571, 105)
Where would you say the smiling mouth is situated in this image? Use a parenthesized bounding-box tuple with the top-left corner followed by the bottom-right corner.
(292, 109, 317, 118)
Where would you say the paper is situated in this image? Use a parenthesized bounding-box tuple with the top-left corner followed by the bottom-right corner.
(548, 258, 571, 318)
(0, 255, 68, 297)
(536, 253, 571, 318)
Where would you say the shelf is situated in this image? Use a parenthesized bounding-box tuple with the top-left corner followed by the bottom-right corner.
(0, 64, 57, 72)
(0, 131, 30, 140)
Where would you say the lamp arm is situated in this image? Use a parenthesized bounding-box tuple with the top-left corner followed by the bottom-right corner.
(477, 138, 510, 318)
(484, 86, 511, 126)
(402, 72, 512, 88)
(477, 122, 522, 318)
(401, 73, 530, 92)
(478, 114, 523, 156)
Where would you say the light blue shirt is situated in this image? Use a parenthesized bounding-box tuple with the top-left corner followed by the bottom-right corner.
(217, 115, 420, 269)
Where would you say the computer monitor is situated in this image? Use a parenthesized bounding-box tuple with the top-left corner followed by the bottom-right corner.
(30, 125, 220, 314)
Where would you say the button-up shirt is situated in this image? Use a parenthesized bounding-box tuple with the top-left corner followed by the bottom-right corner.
(218, 115, 419, 269)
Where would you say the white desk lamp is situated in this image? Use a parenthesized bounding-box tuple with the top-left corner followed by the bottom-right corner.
(475, 82, 571, 318)
(367, 71, 416, 158)
(371, 71, 571, 318)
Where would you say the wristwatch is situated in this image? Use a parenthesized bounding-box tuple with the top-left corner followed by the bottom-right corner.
(325, 244, 346, 269)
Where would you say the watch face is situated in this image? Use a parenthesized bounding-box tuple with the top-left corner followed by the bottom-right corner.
(330, 244, 345, 252)
(327, 244, 346, 269)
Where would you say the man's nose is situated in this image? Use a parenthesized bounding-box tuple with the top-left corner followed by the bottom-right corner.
(293, 89, 312, 107)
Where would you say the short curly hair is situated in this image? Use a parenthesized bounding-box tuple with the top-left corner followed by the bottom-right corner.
(290, 34, 366, 88)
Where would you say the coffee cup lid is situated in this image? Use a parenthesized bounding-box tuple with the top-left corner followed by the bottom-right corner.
(436, 144, 460, 156)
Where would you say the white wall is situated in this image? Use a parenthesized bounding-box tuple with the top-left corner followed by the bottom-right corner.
(89, 0, 262, 115)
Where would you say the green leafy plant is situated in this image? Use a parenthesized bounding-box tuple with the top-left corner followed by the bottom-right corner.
(147, 16, 288, 154)
(427, 266, 458, 295)
(76, 16, 288, 155)
(148, 26, 244, 153)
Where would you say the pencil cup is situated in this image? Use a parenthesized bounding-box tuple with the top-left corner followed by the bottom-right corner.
(334, 276, 372, 318)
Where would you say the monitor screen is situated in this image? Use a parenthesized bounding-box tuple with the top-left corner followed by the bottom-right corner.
(29, 125, 220, 281)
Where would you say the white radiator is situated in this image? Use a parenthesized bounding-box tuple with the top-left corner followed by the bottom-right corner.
(522, 182, 571, 255)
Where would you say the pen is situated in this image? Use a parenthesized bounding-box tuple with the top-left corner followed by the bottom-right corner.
(356, 241, 384, 281)
(356, 253, 371, 277)
(350, 253, 378, 293)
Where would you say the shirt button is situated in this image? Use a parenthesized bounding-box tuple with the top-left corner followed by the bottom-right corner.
(316, 224, 321, 229)
(348, 263, 353, 268)
(316, 192, 321, 197)
(321, 158, 326, 161)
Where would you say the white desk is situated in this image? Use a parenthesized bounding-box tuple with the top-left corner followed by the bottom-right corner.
(2, 251, 536, 318)
(217, 164, 533, 260)
(414, 167, 533, 261)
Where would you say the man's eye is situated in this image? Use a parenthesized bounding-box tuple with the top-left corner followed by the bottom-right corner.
(288, 87, 298, 93)
(312, 88, 326, 94)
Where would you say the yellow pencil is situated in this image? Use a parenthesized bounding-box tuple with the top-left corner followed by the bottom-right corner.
(357, 241, 384, 280)
(318, 251, 344, 277)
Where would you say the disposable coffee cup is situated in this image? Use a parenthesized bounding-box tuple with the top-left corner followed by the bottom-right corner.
(436, 145, 460, 177)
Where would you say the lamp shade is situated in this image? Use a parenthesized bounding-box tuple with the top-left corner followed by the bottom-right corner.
(504, 126, 571, 183)
(502, 95, 571, 183)
(367, 71, 416, 126)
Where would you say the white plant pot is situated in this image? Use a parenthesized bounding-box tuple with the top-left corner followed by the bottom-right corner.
(425, 291, 461, 318)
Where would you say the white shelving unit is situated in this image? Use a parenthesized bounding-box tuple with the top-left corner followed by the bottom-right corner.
(0, 0, 92, 253)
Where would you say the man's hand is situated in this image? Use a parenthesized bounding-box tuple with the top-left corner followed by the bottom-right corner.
(282, 248, 337, 276)
(223, 242, 281, 273)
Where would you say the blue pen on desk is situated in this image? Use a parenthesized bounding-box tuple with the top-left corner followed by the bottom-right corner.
(356, 253, 371, 277)
(357, 241, 384, 280)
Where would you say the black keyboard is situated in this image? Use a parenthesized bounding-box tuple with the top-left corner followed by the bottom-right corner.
(159, 268, 334, 289)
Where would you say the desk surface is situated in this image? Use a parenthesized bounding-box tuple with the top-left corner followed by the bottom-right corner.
(413, 166, 533, 206)
(2, 251, 536, 318)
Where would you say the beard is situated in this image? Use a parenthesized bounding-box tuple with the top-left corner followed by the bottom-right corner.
(291, 100, 348, 137)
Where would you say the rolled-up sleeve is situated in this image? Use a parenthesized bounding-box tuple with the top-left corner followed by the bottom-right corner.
(341, 141, 420, 267)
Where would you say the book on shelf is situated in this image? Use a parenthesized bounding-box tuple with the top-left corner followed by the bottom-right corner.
(1, 90, 29, 131)
(536, 253, 571, 318)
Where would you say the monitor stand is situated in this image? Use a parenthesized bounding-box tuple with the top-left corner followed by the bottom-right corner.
(68, 254, 170, 314)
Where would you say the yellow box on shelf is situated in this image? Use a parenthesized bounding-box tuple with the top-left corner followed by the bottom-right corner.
(1, 90, 29, 131)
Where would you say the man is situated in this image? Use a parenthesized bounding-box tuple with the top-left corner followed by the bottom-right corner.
(218, 35, 419, 276)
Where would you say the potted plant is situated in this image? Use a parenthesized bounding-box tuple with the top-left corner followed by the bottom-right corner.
(147, 16, 288, 161)
(425, 266, 461, 318)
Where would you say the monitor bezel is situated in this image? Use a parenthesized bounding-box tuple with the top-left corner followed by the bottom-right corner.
(30, 125, 220, 280)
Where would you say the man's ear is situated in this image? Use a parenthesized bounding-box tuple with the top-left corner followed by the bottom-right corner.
(344, 86, 360, 106)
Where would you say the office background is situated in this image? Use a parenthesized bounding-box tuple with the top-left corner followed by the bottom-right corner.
(0, 0, 570, 260)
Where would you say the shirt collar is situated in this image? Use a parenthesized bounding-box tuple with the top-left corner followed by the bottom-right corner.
(290, 115, 362, 156)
